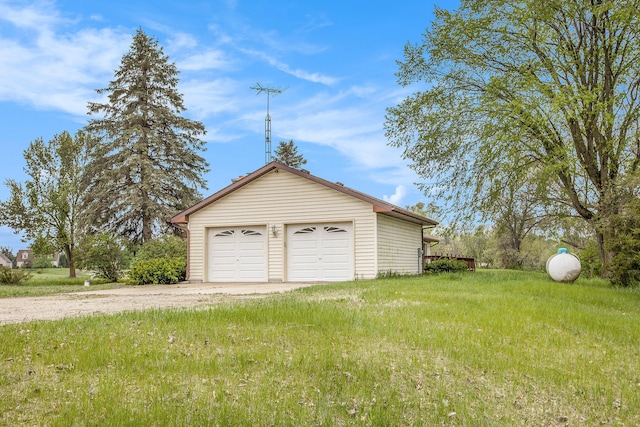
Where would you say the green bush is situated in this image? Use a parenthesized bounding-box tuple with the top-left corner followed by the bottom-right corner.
(0, 266, 32, 285)
(136, 235, 187, 261)
(424, 259, 469, 274)
(607, 198, 640, 287)
(128, 257, 186, 285)
(578, 241, 602, 279)
(76, 233, 130, 282)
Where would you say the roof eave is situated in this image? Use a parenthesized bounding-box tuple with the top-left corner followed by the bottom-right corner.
(374, 206, 438, 226)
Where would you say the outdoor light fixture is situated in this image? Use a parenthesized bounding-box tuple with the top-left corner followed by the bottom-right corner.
(271, 224, 277, 237)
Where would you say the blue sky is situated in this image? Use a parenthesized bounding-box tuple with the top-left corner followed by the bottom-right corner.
(0, 0, 457, 252)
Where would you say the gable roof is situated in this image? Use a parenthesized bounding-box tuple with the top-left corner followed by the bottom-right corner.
(0, 253, 12, 264)
(16, 249, 32, 258)
(170, 161, 438, 227)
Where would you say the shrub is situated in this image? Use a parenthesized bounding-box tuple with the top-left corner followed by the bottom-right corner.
(76, 233, 130, 282)
(128, 257, 186, 285)
(578, 241, 602, 279)
(33, 257, 52, 269)
(424, 259, 469, 274)
(607, 198, 640, 287)
(136, 235, 187, 261)
(0, 266, 32, 285)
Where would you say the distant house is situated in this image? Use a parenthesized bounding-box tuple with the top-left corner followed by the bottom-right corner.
(0, 253, 12, 268)
(51, 251, 61, 268)
(16, 250, 33, 268)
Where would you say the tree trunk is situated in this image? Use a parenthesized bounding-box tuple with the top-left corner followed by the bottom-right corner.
(65, 244, 76, 278)
(595, 225, 616, 279)
(142, 210, 152, 244)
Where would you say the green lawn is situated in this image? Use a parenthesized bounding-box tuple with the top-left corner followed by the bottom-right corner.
(0, 268, 121, 297)
(1, 270, 638, 425)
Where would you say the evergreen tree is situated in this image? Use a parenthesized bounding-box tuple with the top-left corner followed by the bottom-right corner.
(84, 29, 209, 244)
(273, 140, 307, 169)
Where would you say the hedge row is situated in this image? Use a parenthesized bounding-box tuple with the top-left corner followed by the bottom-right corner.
(424, 259, 469, 274)
(128, 257, 186, 285)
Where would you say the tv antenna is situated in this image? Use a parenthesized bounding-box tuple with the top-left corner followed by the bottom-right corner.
(251, 82, 287, 164)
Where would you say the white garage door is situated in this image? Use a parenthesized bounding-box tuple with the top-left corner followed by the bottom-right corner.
(287, 223, 353, 282)
(208, 227, 267, 282)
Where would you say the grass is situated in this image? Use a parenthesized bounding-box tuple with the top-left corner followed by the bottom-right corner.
(1, 270, 639, 425)
(0, 268, 121, 297)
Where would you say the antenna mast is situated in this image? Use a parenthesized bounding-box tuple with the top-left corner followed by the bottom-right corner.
(251, 82, 286, 164)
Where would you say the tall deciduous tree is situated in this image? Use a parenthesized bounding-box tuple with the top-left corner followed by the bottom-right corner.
(273, 140, 307, 169)
(385, 0, 640, 278)
(85, 29, 209, 244)
(0, 131, 90, 277)
(492, 177, 551, 267)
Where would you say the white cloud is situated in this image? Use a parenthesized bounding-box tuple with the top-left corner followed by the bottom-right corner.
(179, 50, 233, 71)
(239, 47, 338, 85)
(280, 65, 338, 86)
(0, 0, 60, 29)
(181, 78, 243, 118)
(167, 32, 198, 49)
(383, 185, 408, 205)
(0, 3, 131, 115)
(277, 97, 403, 170)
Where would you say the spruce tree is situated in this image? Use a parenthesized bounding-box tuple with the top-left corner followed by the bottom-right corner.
(84, 29, 209, 244)
(273, 140, 307, 169)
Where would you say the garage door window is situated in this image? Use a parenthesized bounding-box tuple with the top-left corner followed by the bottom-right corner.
(324, 226, 347, 233)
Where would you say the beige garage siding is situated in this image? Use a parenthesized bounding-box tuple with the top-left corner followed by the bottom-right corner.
(376, 214, 423, 275)
(187, 169, 377, 282)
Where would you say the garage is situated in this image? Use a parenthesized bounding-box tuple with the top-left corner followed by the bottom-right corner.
(208, 226, 267, 282)
(171, 162, 438, 283)
(287, 223, 352, 282)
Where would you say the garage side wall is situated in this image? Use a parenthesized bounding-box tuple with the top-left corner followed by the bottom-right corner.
(376, 214, 423, 275)
(187, 170, 378, 282)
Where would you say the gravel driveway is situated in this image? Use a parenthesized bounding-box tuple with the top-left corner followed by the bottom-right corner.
(0, 282, 318, 325)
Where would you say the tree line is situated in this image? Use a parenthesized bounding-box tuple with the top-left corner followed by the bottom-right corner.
(387, 1, 640, 286)
(0, 29, 208, 278)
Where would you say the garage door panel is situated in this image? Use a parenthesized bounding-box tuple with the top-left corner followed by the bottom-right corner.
(240, 239, 263, 247)
(239, 257, 264, 266)
(290, 240, 319, 250)
(211, 255, 235, 264)
(323, 240, 349, 250)
(323, 254, 349, 264)
(212, 241, 235, 250)
(239, 248, 264, 257)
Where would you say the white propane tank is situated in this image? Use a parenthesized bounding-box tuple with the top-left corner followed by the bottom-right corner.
(546, 248, 581, 282)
